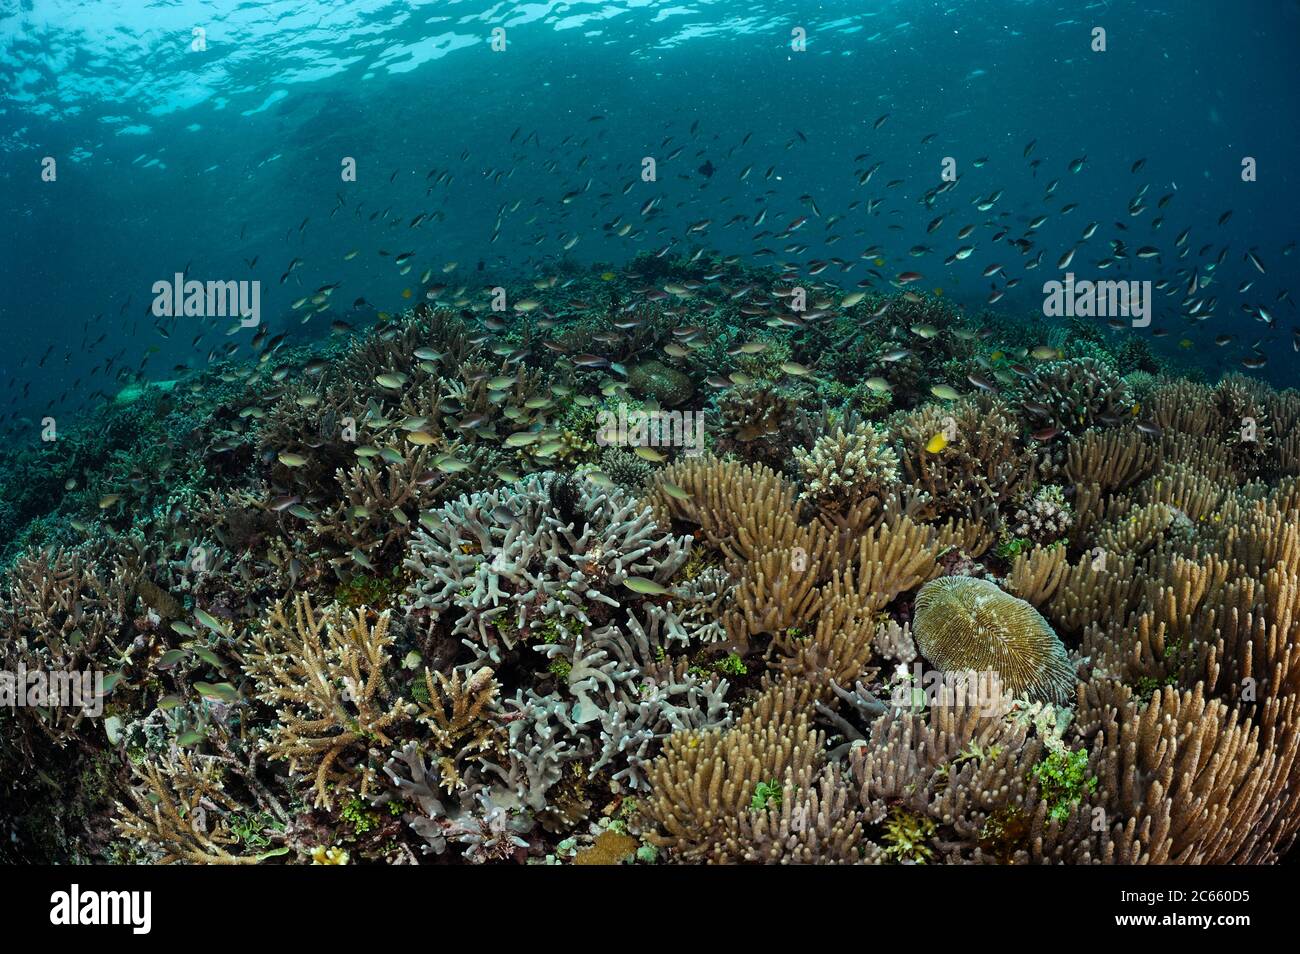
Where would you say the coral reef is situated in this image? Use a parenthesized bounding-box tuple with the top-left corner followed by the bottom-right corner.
(2, 257, 1298, 867)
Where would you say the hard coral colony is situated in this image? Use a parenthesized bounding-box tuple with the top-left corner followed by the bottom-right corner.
(3, 261, 1299, 868)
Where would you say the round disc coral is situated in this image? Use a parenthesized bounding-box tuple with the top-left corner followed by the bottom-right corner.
(912, 576, 1075, 705)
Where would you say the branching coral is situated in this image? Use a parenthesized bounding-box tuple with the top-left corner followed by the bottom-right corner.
(114, 723, 292, 864)
(640, 679, 859, 863)
(795, 421, 900, 523)
(1018, 356, 1135, 437)
(890, 396, 1036, 524)
(243, 595, 408, 808)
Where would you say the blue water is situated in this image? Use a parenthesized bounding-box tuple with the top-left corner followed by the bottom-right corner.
(2, 0, 1297, 428)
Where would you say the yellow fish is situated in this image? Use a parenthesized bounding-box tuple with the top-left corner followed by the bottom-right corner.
(925, 432, 949, 453)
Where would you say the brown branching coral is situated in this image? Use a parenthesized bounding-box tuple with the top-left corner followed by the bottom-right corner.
(1074, 683, 1282, 864)
(650, 455, 826, 565)
(415, 667, 507, 793)
(1006, 544, 1069, 607)
(1066, 426, 1157, 492)
(891, 396, 1036, 523)
(115, 725, 293, 864)
(769, 584, 878, 693)
(850, 695, 1048, 864)
(1, 546, 139, 747)
(640, 679, 849, 863)
(243, 595, 408, 808)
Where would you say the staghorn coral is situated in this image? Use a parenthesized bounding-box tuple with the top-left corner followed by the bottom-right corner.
(242, 595, 409, 808)
(114, 729, 293, 865)
(401, 470, 730, 811)
(1, 545, 140, 748)
(414, 667, 507, 793)
(912, 576, 1076, 705)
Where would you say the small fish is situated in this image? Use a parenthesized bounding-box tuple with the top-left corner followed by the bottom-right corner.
(865, 376, 892, 394)
(194, 608, 231, 638)
(925, 432, 948, 453)
(659, 481, 692, 500)
(278, 452, 308, 467)
(633, 446, 667, 463)
(930, 384, 961, 400)
(623, 576, 670, 596)
(435, 455, 474, 473)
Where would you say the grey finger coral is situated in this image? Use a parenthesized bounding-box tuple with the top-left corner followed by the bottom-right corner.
(911, 575, 1076, 705)
(400, 470, 732, 814)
